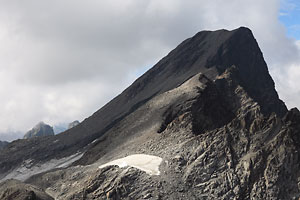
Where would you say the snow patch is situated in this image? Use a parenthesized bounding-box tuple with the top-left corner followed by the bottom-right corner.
(98, 154, 162, 175)
(2, 152, 83, 181)
(91, 139, 98, 144)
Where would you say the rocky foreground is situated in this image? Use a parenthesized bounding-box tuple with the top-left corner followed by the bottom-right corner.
(0, 27, 299, 200)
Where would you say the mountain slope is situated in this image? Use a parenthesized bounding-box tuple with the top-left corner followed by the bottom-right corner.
(28, 68, 300, 199)
(0, 27, 286, 177)
(0, 27, 299, 199)
(0, 141, 8, 150)
(74, 27, 287, 166)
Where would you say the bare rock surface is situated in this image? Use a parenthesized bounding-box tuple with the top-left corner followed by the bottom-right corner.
(0, 179, 53, 200)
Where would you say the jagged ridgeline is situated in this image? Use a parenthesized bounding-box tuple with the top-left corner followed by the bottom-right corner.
(0, 27, 300, 200)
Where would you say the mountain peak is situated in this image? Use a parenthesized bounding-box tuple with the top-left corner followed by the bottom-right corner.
(23, 121, 54, 139)
(122, 27, 286, 118)
(68, 120, 80, 129)
(0, 27, 296, 199)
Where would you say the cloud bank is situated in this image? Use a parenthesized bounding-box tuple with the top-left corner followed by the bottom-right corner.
(0, 0, 299, 141)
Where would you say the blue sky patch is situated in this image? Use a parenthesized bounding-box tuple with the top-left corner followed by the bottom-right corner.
(280, 0, 300, 39)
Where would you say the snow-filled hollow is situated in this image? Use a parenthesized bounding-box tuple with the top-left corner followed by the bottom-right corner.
(98, 154, 163, 175)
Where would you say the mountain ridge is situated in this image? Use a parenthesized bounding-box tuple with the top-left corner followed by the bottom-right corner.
(0, 26, 286, 177)
(0, 27, 299, 199)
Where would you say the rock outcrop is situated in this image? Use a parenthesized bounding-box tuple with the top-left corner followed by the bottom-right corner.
(0, 179, 53, 200)
(0, 27, 299, 200)
(23, 122, 54, 139)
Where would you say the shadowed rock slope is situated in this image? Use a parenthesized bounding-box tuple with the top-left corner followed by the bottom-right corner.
(1, 27, 299, 200)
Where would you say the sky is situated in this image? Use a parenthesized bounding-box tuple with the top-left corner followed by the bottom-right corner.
(279, 0, 300, 39)
(0, 0, 299, 141)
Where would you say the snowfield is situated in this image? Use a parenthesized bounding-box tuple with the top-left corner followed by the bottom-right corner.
(2, 152, 83, 181)
(98, 154, 163, 175)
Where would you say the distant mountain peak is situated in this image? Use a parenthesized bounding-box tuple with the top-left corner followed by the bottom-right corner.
(23, 121, 54, 139)
(68, 120, 80, 129)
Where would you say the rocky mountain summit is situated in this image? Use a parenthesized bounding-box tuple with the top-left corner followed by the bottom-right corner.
(23, 121, 54, 139)
(0, 27, 299, 199)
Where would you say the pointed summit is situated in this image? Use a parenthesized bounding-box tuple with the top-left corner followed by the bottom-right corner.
(120, 27, 286, 118)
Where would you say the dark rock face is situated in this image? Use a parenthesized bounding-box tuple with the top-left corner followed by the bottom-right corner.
(0, 141, 8, 150)
(23, 122, 54, 139)
(0, 27, 298, 199)
(68, 120, 80, 129)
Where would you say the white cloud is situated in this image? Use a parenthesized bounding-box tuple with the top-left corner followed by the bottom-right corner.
(272, 40, 300, 109)
(0, 0, 299, 141)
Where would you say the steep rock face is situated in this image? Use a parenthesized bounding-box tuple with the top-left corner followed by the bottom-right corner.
(23, 122, 54, 139)
(0, 27, 297, 200)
